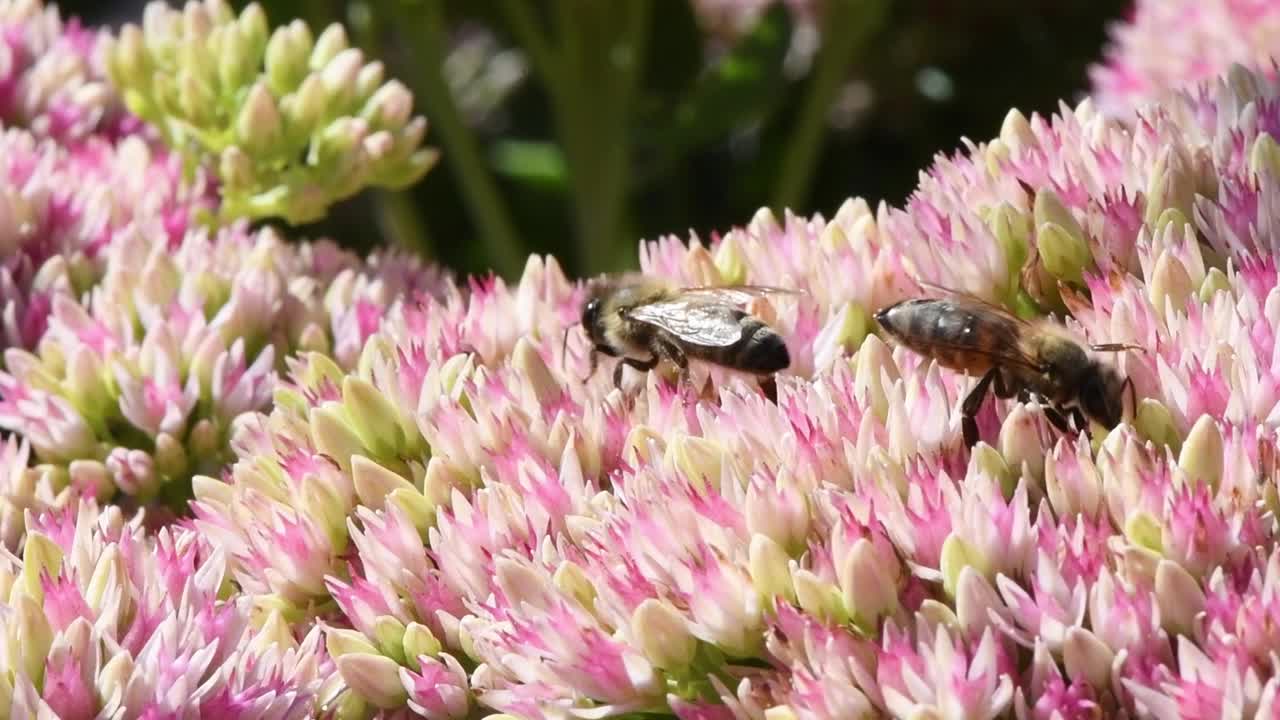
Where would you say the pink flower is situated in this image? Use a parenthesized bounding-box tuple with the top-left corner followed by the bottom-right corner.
(0, 500, 337, 718)
(467, 558, 663, 718)
(1090, 0, 1280, 118)
(0, 0, 132, 141)
(876, 615, 1016, 719)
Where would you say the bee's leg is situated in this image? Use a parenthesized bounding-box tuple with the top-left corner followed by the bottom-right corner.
(1068, 406, 1090, 433)
(1041, 405, 1075, 435)
(961, 369, 998, 449)
(651, 335, 691, 392)
(588, 344, 619, 381)
(992, 370, 1018, 399)
(614, 355, 658, 390)
(759, 375, 779, 404)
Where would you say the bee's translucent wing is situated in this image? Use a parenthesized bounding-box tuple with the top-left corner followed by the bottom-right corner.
(913, 280, 1034, 328)
(625, 298, 747, 347)
(680, 285, 803, 304)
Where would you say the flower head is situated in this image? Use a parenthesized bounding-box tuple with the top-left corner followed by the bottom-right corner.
(0, 500, 338, 717)
(104, 0, 439, 224)
(1090, 0, 1280, 118)
(0, 0, 133, 141)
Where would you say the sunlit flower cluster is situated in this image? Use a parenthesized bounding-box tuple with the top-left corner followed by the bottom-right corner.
(1090, 0, 1280, 117)
(0, 220, 449, 541)
(0, 0, 134, 141)
(184, 62, 1280, 719)
(6, 0, 1280, 716)
(0, 499, 340, 717)
(104, 0, 439, 225)
(0, 0, 450, 554)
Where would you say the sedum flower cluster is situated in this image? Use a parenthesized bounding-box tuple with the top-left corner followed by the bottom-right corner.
(0, 498, 341, 717)
(0, 1, 449, 543)
(190, 60, 1280, 718)
(6, 0, 1280, 718)
(103, 0, 439, 225)
(0, 0, 134, 141)
(1090, 0, 1280, 118)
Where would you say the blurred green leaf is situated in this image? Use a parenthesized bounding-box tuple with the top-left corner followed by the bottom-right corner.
(638, 0, 703, 98)
(634, 3, 792, 186)
(489, 139, 568, 188)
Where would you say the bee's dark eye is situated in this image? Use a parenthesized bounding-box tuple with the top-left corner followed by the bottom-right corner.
(582, 298, 601, 327)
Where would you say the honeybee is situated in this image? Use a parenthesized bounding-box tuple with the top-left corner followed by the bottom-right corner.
(874, 282, 1140, 448)
(571, 274, 795, 398)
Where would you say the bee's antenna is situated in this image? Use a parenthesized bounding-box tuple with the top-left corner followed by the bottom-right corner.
(1090, 342, 1147, 353)
(560, 325, 572, 373)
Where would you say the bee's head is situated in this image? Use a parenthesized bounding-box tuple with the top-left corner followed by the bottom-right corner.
(1078, 362, 1128, 429)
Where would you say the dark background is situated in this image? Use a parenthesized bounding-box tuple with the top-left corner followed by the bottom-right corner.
(65, 0, 1131, 279)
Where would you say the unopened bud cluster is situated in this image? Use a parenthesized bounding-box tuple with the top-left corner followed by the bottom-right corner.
(103, 0, 439, 224)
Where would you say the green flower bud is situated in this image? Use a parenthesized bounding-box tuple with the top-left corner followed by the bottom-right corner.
(552, 561, 597, 611)
(1135, 398, 1182, 453)
(355, 62, 386, 104)
(315, 117, 368, 169)
(265, 21, 313, 95)
(351, 454, 414, 511)
(1036, 222, 1093, 286)
(1155, 559, 1203, 636)
(1251, 132, 1280, 179)
(336, 653, 409, 709)
(1178, 414, 1223, 491)
(237, 4, 270, 60)
(107, 25, 152, 94)
(403, 622, 443, 666)
(970, 442, 1014, 498)
(1062, 628, 1113, 690)
(988, 203, 1032, 301)
(326, 626, 380, 658)
(999, 108, 1037, 153)
(1033, 187, 1085, 246)
(1144, 146, 1197, 228)
(362, 80, 413, 132)
(940, 533, 986, 598)
(791, 568, 843, 623)
(188, 418, 222, 460)
(153, 432, 188, 480)
(15, 593, 52, 687)
(714, 233, 747, 285)
(236, 81, 284, 157)
(21, 532, 63, 604)
(218, 24, 260, 97)
(1199, 267, 1231, 302)
(1154, 207, 1191, 238)
(748, 534, 794, 604)
(1124, 511, 1163, 554)
(387, 488, 435, 537)
(177, 69, 217, 126)
(341, 376, 405, 460)
(632, 598, 697, 670)
(282, 74, 326, 142)
(310, 23, 350, 71)
(372, 615, 408, 665)
(1148, 249, 1194, 315)
(319, 48, 365, 116)
(309, 404, 364, 472)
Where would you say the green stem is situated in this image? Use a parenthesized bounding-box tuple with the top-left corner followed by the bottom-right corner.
(500, 1, 564, 92)
(534, 0, 650, 275)
(373, 189, 434, 257)
(770, 0, 888, 213)
(411, 2, 525, 278)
